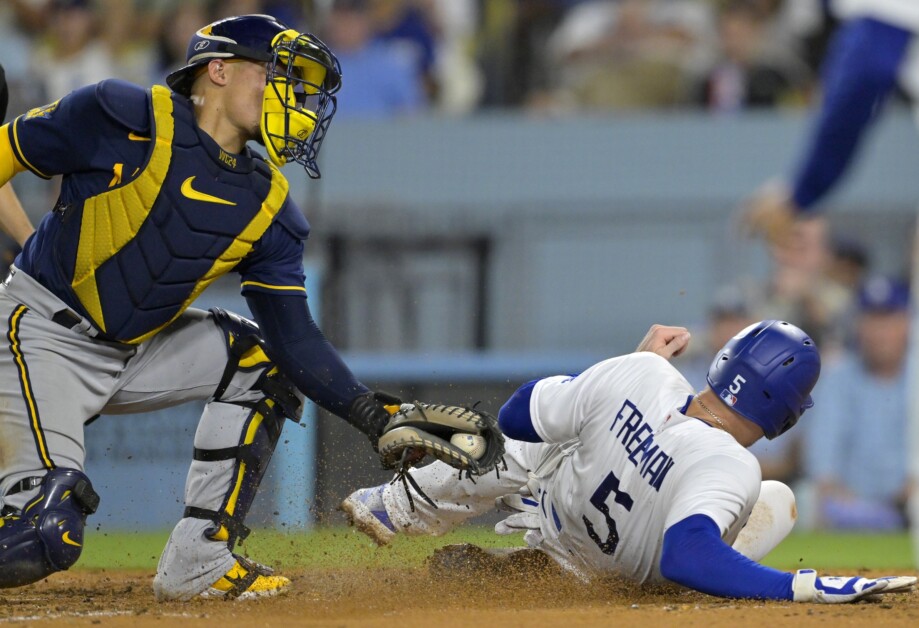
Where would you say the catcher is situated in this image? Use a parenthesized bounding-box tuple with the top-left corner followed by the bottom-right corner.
(0, 14, 498, 601)
(343, 322, 917, 603)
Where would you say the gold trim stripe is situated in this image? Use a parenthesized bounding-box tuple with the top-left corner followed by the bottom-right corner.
(240, 280, 306, 292)
(7, 305, 54, 469)
(71, 86, 176, 334)
(11, 118, 52, 179)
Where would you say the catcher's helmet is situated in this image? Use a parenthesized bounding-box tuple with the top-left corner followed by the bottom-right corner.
(706, 320, 820, 439)
(166, 14, 341, 178)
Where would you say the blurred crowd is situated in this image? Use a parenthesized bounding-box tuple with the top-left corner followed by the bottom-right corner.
(677, 216, 915, 533)
(1, 0, 914, 534)
(0, 0, 876, 119)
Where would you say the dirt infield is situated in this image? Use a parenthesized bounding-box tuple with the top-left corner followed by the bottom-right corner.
(1, 558, 917, 627)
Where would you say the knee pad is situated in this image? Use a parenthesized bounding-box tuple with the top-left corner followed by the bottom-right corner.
(209, 307, 303, 421)
(0, 469, 99, 588)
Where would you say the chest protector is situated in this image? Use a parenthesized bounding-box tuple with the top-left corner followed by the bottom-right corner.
(61, 86, 289, 344)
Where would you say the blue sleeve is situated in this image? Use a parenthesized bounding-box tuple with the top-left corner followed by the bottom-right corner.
(245, 290, 369, 420)
(498, 379, 543, 442)
(661, 514, 793, 600)
(791, 18, 912, 211)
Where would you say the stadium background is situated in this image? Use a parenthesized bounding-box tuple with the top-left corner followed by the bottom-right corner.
(1, 0, 918, 561)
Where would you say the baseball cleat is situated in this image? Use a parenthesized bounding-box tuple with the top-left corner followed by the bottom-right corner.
(200, 557, 290, 601)
(340, 485, 396, 546)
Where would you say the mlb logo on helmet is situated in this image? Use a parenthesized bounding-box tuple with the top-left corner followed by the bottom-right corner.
(720, 390, 738, 407)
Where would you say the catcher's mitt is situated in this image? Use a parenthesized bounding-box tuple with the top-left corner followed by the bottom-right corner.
(378, 402, 505, 509)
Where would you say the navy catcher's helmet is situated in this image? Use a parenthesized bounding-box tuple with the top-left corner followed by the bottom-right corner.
(166, 14, 342, 178)
(167, 14, 290, 96)
(706, 320, 820, 439)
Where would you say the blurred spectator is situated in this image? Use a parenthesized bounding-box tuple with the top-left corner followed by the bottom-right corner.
(28, 0, 156, 101)
(30, 0, 119, 101)
(824, 234, 870, 349)
(370, 0, 439, 98)
(804, 276, 911, 530)
(756, 216, 850, 352)
(690, 0, 809, 112)
(427, 0, 482, 114)
(542, 0, 713, 110)
(153, 2, 209, 85)
(323, 0, 426, 118)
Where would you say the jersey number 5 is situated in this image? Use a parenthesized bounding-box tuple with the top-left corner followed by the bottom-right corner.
(583, 471, 634, 556)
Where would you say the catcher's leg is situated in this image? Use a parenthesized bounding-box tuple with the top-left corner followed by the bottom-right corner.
(0, 271, 132, 586)
(342, 439, 545, 544)
(134, 309, 303, 601)
(731, 480, 797, 561)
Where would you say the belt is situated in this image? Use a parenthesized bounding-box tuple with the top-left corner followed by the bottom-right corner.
(49, 308, 104, 339)
(51, 309, 82, 330)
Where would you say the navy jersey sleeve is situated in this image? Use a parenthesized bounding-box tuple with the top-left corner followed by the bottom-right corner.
(237, 200, 309, 297)
(246, 290, 369, 419)
(8, 83, 121, 179)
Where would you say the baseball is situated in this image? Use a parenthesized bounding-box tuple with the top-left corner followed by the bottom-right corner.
(450, 433, 486, 460)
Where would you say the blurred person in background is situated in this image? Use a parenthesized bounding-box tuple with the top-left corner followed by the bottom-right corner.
(743, 1, 918, 243)
(29, 0, 119, 101)
(153, 3, 211, 85)
(804, 276, 911, 530)
(369, 0, 439, 99)
(541, 0, 713, 110)
(690, 0, 809, 112)
(755, 217, 850, 353)
(323, 0, 426, 118)
(823, 234, 871, 349)
(29, 0, 155, 101)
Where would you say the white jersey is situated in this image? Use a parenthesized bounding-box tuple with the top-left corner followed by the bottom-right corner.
(530, 353, 762, 583)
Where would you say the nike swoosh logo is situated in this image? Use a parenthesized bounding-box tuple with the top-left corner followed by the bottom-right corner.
(127, 132, 150, 141)
(62, 531, 82, 547)
(180, 176, 237, 206)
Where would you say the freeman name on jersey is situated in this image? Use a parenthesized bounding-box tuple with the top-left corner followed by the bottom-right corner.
(609, 399, 675, 491)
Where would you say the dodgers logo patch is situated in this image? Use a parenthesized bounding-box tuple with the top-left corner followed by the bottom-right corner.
(720, 389, 737, 407)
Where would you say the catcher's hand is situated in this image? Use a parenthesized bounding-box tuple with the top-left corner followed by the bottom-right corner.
(791, 569, 916, 603)
(378, 402, 505, 477)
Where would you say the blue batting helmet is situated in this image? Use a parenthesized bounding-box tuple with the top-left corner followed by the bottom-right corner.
(706, 320, 820, 439)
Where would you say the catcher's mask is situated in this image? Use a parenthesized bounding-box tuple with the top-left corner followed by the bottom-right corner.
(166, 14, 341, 178)
(261, 29, 341, 178)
